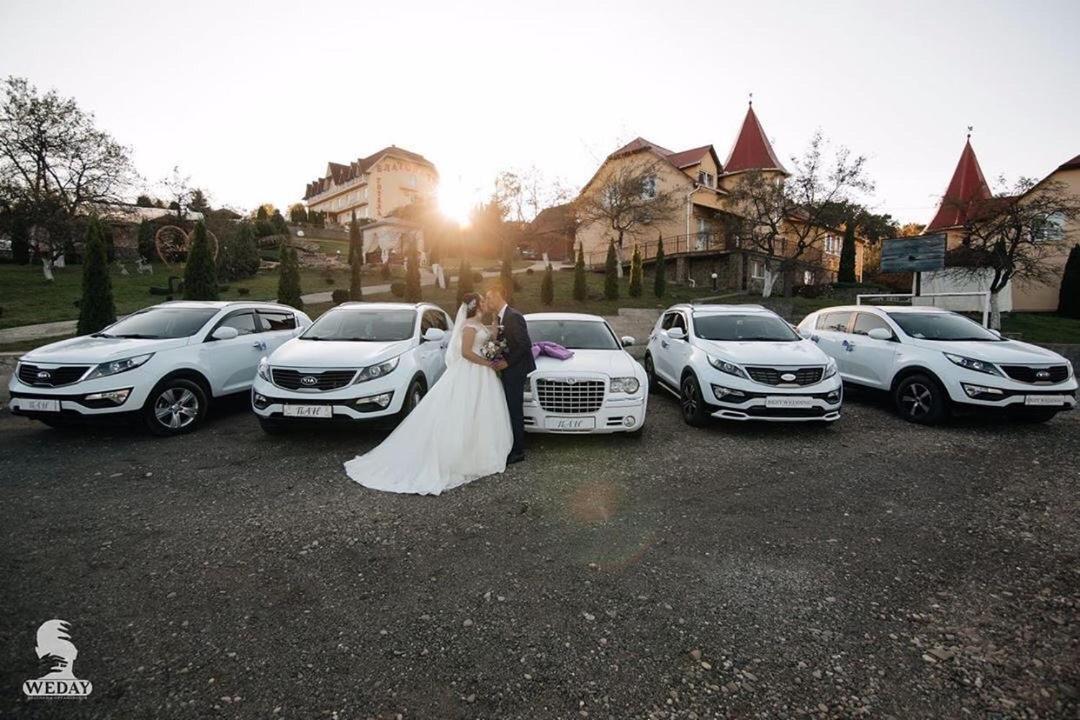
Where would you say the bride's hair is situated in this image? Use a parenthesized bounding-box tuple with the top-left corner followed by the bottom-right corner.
(462, 292, 482, 318)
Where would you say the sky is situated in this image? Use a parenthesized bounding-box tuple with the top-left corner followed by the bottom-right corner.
(1, 0, 1078, 226)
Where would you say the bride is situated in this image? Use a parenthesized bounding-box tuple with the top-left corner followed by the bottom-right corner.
(344, 293, 513, 495)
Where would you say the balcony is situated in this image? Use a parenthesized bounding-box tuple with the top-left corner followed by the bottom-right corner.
(585, 232, 738, 268)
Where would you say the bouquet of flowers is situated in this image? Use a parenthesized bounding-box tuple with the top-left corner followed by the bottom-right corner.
(480, 338, 508, 361)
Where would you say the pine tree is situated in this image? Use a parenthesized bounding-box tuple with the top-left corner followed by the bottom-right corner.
(629, 244, 643, 297)
(1058, 244, 1080, 319)
(137, 220, 156, 262)
(653, 234, 667, 298)
(604, 240, 619, 300)
(500, 236, 515, 303)
(226, 221, 260, 279)
(573, 243, 587, 301)
(183, 221, 219, 300)
(76, 217, 116, 335)
(457, 257, 473, 306)
(838, 224, 857, 283)
(540, 263, 554, 306)
(404, 235, 422, 302)
(277, 242, 304, 309)
(349, 217, 364, 301)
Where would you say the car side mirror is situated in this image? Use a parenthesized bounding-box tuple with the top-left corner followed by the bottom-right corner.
(797, 327, 813, 340)
(988, 328, 1002, 338)
(667, 327, 686, 341)
(211, 326, 239, 341)
(621, 336, 635, 347)
(422, 328, 446, 343)
(867, 328, 893, 341)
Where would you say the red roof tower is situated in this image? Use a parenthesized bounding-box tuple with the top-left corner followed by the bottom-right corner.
(724, 102, 786, 174)
(925, 136, 993, 232)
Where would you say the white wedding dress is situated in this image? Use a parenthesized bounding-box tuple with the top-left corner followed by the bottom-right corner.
(344, 305, 513, 495)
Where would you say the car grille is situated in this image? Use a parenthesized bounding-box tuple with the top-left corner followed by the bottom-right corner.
(745, 367, 824, 386)
(272, 368, 356, 391)
(17, 363, 90, 387)
(999, 365, 1069, 384)
(535, 378, 605, 414)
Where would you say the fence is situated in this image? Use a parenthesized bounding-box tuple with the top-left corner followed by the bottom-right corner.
(584, 232, 738, 269)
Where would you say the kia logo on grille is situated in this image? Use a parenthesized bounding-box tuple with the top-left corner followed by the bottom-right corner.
(1036, 370, 1050, 379)
(566, 378, 577, 385)
(781, 372, 797, 382)
(300, 376, 318, 386)
(36, 371, 52, 380)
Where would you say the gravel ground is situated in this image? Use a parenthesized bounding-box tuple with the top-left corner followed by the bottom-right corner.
(1, 391, 1078, 719)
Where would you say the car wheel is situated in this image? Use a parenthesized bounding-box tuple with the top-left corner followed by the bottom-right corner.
(643, 354, 658, 394)
(398, 377, 426, 420)
(144, 378, 208, 436)
(680, 373, 710, 427)
(893, 373, 947, 425)
(1009, 407, 1059, 423)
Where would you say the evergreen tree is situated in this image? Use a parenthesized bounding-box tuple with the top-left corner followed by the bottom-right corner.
(838, 223, 857, 283)
(183, 221, 219, 300)
(573, 243, 587, 301)
(604, 240, 619, 300)
(456, 257, 473, 306)
(540, 263, 554, 306)
(137, 219, 156, 262)
(653, 234, 667, 298)
(629, 244, 643, 297)
(224, 221, 260, 279)
(277, 242, 304, 309)
(76, 217, 116, 335)
(289, 203, 308, 224)
(500, 236, 515, 303)
(349, 217, 364, 301)
(1058, 244, 1080, 319)
(404, 235, 422, 302)
(271, 209, 289, 236)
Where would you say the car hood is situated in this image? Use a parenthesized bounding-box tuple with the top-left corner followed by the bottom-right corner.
(21, 335, 189, 364)
(533, 349, 640, 376)
(907, 337, 1069, 365)
(269, 337, 414, 368)
(698, 338, 829, 366)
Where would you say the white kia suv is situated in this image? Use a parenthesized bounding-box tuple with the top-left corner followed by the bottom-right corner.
(523, 313, 648, 434)
(8, 301, 311, 435)
(798, 305, 1077, 424)
(644, 304, 842, 425)
(250, 302, 452, 431)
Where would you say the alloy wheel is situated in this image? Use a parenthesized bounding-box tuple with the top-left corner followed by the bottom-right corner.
(154, 388, 199, 430)
(900, 382, 933, 418)
(681, 378, 698, 420)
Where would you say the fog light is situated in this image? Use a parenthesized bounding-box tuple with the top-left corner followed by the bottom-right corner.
(623, 415, 636, 427)
(84, 388, 131, 405)
(252, 391, 270, 409)
(826, 390, 841, 404)
(355, 392, 393, 408)
(962, 383, 1004, 399)
(711, 385, 745, 400)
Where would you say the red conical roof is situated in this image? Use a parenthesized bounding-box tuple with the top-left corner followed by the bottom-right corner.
(724, 104, 786, 174)
(926, 138, 992, 232)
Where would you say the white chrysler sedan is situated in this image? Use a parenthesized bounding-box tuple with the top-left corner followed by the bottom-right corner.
(645, 304, 842, 425)
(798, 305, 1077, 424)
(250, 302, 452, 432)
(9, 301, 310, 435)
(523, 313, 648, 434)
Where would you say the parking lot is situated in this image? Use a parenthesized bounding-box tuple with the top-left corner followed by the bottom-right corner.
(1, 392, 1077, 719)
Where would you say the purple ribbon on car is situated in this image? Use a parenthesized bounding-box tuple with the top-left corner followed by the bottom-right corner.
(531, 341, 574, 360)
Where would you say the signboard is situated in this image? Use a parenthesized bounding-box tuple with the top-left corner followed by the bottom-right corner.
(880, 234, 946, 273)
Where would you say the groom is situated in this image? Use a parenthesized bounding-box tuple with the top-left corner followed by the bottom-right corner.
(486, 283, 535, 464)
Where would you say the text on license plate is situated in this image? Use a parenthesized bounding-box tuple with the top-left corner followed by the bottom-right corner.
(18, 398, 60, 412)
(764, 396, 815, 409)
(283, 405, 333, 418)
(544, 416, 596, 431)
(1025, 395, 1066, 406)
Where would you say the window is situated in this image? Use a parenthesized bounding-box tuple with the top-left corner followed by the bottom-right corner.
(303, 309, 415, 341)
(697, 171, 714, 188)
(660, 312, 687, 332)
(693, 313, 800, 342)
(803, 270, 814, 285)
(216, 311, 258, 336)
(102, 307, 217, 339)
(851, 312, 894, 339)
(421, 309, 448, 333)
(258, 311, 297, 331)
(1033, 212, 1065, 242)
(823, 235, 841, 255)
(816, 311, 853, 333)
(885, 312, 1003, 341)
(749, 259, 766, 280)
(525, 319, 619, 350)
(642, 175, 657, 199)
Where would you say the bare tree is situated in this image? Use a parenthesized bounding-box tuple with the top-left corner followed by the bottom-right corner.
(494, 166, 573, 223)
(727, 132, 873, 297)
(160, 166, 193, 221)
(944, 177, 1080, 328)
(574, 158, 680, 274)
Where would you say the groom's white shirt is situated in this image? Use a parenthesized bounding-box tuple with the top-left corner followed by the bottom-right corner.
(496, 304, 508, 325)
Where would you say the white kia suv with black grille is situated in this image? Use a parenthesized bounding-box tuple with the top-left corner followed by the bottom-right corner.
(522, 313, 648, 434)
(250, 302, 452, 432)
(798, 305, 1076, 424)
(644, 304, 842, 425)
(8, 301, 310, 435)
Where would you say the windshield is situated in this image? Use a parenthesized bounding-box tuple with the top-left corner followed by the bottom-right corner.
(527, 319, 619, 350)
(97, 307, 218, 339)
(886, 312, 1003, 341)
(303, 309, 416, 341)
(693, 313, 800, 342)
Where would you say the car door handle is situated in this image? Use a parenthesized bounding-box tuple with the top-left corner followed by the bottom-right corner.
(252, 341, 267, 350)
(841, 340, 855, 352)
(661, 341, 669, 349)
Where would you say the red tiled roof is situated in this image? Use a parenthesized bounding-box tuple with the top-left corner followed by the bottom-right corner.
(724, 105, 786, 174)
(305, 146, 436, 200)
(667, 145, 715, 169)
(608, 137, 675, 160)
(1058, 153, 1080, 172)
(925, 138, 993, 232)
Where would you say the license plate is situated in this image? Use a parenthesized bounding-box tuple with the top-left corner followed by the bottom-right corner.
(283, 405, 333, 418)
(18, 398, 61, 412)
(764, 396, 815, 409)
(1025, 395, 1066, 406)
(544, 416, 596, 431)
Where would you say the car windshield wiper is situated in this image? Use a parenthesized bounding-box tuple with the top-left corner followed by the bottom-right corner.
(91, 332, 114, 338)
(112, 333, 160, 339)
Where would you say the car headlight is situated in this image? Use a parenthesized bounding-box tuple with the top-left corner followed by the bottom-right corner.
(943, 352, 1003, 377)
(257, 357, 271, 381)
(85, 353, 154, 380)
(354, 356, 400, 384)
(707, 355, 748, 379)
(823, 358, 838, 379)
(610, 376, 640, 394)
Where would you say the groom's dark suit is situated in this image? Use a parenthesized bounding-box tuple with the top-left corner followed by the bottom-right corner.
(497, 304, 536, 459)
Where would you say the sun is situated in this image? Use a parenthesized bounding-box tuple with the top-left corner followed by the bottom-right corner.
(438, 176, 475, 228)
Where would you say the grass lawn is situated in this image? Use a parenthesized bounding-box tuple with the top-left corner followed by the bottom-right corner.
(1001, 312, 1080, 344)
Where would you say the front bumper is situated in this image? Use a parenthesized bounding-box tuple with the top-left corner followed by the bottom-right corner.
(942, 370, 1077, 411)
(704, 371, 843, 422)
(8, 368, 154, 418)
(523, 395, 647, 434)
(250, 375, 405, 421)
